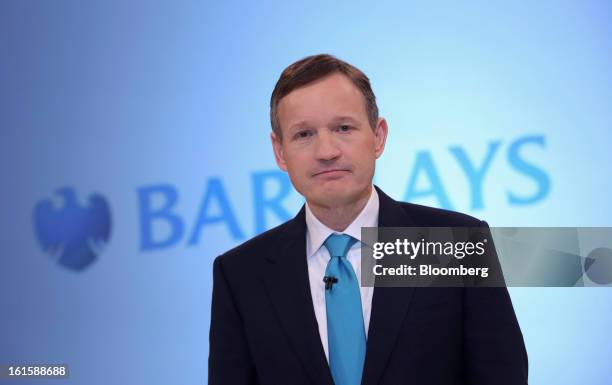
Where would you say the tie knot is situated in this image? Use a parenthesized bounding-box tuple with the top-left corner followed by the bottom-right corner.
(324, 233, 357, 258)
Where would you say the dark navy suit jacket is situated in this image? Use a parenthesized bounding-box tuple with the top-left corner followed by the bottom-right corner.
(209, 186, 528, 385)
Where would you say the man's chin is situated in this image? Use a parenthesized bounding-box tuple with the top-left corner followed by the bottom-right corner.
(308, 187, 362, 208)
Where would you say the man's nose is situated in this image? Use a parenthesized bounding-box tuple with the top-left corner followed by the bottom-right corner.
(315, 130, 341, 161)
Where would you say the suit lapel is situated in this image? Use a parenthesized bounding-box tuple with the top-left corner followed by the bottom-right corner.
(361, 187, 417, 385)
(261, 206, 334, 385)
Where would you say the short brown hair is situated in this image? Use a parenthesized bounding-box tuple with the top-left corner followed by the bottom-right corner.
(270, 54, 379, 140)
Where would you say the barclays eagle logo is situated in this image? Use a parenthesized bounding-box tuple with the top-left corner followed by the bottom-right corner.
(33, 187, 111, 271)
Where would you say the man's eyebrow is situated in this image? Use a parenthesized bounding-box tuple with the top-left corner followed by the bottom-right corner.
(288, 121, 313, 132)
(288, 116, 361, 132)
(330, 116, 360, 125)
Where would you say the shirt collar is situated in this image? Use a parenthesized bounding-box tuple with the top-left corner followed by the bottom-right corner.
(305, 186, 379, 259)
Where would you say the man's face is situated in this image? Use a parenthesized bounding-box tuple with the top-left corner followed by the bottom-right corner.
(271, 73, 388, 209)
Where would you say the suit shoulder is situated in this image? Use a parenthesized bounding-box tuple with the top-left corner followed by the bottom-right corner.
(214, 220, 289, 267)
(398, 201, 486, 227)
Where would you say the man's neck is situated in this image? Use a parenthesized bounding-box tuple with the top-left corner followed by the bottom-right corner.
(307, 186, 373, 232)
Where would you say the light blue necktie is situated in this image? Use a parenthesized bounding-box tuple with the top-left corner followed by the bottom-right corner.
(323, 233, 366, 385)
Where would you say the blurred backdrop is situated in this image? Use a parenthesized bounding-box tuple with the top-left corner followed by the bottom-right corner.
(1, 1, 611, 384)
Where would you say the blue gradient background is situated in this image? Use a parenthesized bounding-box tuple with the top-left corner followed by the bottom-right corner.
(1, 1, 611, 384)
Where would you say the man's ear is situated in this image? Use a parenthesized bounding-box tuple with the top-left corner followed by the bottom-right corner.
(271, 131, 288, 171)
(374, 117, 388, 159)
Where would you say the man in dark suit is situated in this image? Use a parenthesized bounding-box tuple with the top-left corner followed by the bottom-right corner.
(209, 54, 528, 385)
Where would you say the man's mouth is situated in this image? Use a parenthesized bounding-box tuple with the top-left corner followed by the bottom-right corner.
(313, 169, 350, 177)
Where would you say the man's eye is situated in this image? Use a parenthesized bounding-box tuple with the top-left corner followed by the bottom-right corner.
(338, 125, 352, 132)
(295, 130, 312, 139)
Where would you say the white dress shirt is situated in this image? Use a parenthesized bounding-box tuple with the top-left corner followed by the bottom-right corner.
(305, 187, 378, 362)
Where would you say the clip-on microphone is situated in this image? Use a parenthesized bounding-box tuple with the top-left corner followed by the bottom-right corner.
(323, 276, 338, 290)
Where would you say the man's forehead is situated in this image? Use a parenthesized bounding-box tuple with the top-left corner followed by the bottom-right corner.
(277, 74, 368, 129)
(281, 73, 362, 103)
